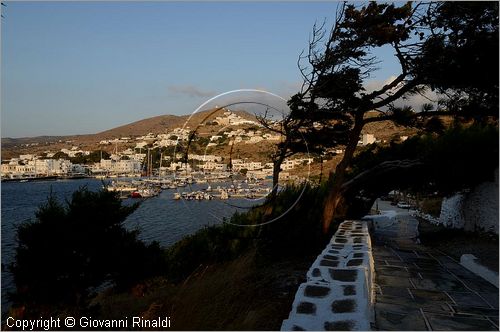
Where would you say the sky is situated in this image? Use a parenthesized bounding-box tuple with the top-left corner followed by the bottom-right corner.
(1, 1, 400, 138)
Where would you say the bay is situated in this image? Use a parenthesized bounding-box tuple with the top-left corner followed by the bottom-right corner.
(1, 178, 258, 312)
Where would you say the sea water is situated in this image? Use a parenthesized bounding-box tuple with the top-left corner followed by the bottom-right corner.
(1, 178, 258, 313)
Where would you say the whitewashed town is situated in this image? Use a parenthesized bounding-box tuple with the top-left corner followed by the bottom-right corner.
(1, 110, 396, 182)
(3, 111, 300, 179)
(1, 109, 400, 201)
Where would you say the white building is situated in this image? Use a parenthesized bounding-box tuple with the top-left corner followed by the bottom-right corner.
(169, 162, 192, 172)
(213, 110, 258, 126)
(189, 154, 222, 162)
(19, 154, 35, 161)
(246, 136, 264, 144)
(169, 128, 190, 141)
(121, 148, 135, 155)
(360, 133, 376, 146)
(263, 133, 281, 141)
(201, 161, 227, 171)
(282, 160, 296, 171)
(113, 160, 142, 174)
(97, 159, 142, 175)
(247, 169, 272, 180)
(155, 139, 178, 147)
(135, 142, 148, 149)
(130, 153, 147, 162)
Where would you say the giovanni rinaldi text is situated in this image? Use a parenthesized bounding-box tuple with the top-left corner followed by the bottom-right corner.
(6, 316, 172, 330)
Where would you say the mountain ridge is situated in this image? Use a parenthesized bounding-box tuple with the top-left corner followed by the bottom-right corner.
(1, 109, 258, 159)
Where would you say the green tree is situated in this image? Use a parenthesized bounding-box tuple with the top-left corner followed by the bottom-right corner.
(88, 150, 110, 163)
(341, 124, 499, 217)
(290, 2, 498, 232)
(52, 151, 69, 160)
(9, 187, 165, 306)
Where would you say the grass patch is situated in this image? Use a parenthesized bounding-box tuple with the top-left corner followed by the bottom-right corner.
(7, 184, 334, 330)
(91, 184, 333, 329)
(92, 250, 314, 330)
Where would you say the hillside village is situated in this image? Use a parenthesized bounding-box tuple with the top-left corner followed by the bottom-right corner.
(1, 109, 410, 181)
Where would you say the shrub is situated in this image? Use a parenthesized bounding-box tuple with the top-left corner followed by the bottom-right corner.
(349, 124, 499, 194)
(164, 184, 332, 282)
(9, 187, 166, 305)
(420, 197, 443, 217)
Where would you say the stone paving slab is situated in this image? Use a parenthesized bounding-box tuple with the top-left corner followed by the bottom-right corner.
(477, 292, 499, 309)
(365, 208, 499, 331)
(375, 303, 429, 330)
(447, 291, 492, 307)
(460, 278, 499, 293)
(376, 294, 454, 314)
(450, 305, 500, 316)
(373, 243, 499, 330)
(425, 313, 498, 331)
(376, 286, 414, 299)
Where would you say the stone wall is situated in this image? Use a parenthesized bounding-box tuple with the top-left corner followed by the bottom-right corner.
(439, 168, 499, 234)
(281, 220, 374, 331)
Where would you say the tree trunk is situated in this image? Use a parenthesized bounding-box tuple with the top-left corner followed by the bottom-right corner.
(318, 155, 324, 184)
(340, 159, 427, 218)
(270, 154, 286, 200)
(321, 115, 364, 233)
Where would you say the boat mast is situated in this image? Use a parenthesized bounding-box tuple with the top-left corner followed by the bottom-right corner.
(159, 150, 163, 180)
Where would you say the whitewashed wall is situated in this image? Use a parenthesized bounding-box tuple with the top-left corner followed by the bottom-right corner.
(439, 168, 499, 234)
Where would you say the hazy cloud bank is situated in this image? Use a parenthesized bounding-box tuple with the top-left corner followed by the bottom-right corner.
(364, 76, 440, 111)
(168, 85, 216, 98)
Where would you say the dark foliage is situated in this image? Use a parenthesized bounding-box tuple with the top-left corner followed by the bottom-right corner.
(164, 184, 332, 282)
(70, 150, 110, 164)
(349, 124, 499, 195)
(164, 223, 257, 282)
(285, 1, 498, 231)
(9, 187, 166, 305)
(255, 184, 332, 256)
(415, 2, 499, 119)
(52, 151, 69, 160)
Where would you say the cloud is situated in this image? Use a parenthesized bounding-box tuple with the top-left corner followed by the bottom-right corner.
(364, 76, 399, 94)
(394, 89, 440, 111)
(364, 76, 440, 111)
(168, 85, 216, 98)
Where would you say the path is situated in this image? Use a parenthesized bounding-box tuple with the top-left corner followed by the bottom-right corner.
(368, 200, 499, 331)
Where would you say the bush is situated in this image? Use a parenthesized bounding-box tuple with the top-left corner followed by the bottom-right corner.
(254, 184, 332, 258)
(9, 187, 166, 305)
(164, 184, 332, 282)
(349, 124, 499, 194)
(420, 197, 443, 217)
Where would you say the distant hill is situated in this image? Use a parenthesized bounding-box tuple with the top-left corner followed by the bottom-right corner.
(1, 108, 258, 159)
(1, 108, 422, 161)
(93, 114, 185, 139)
(93, 109, 257, 139)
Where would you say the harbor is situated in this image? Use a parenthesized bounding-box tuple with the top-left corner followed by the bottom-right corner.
(105, 175, 273, 200)
(1, 177, 260, 312)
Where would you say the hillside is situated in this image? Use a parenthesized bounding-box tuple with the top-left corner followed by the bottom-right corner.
(0, 109, 258, 160)
(1, 108, 422, 162)
(94, 114, 184, 139)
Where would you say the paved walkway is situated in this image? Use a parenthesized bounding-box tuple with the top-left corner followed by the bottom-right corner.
(368, 201, 499, 331)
